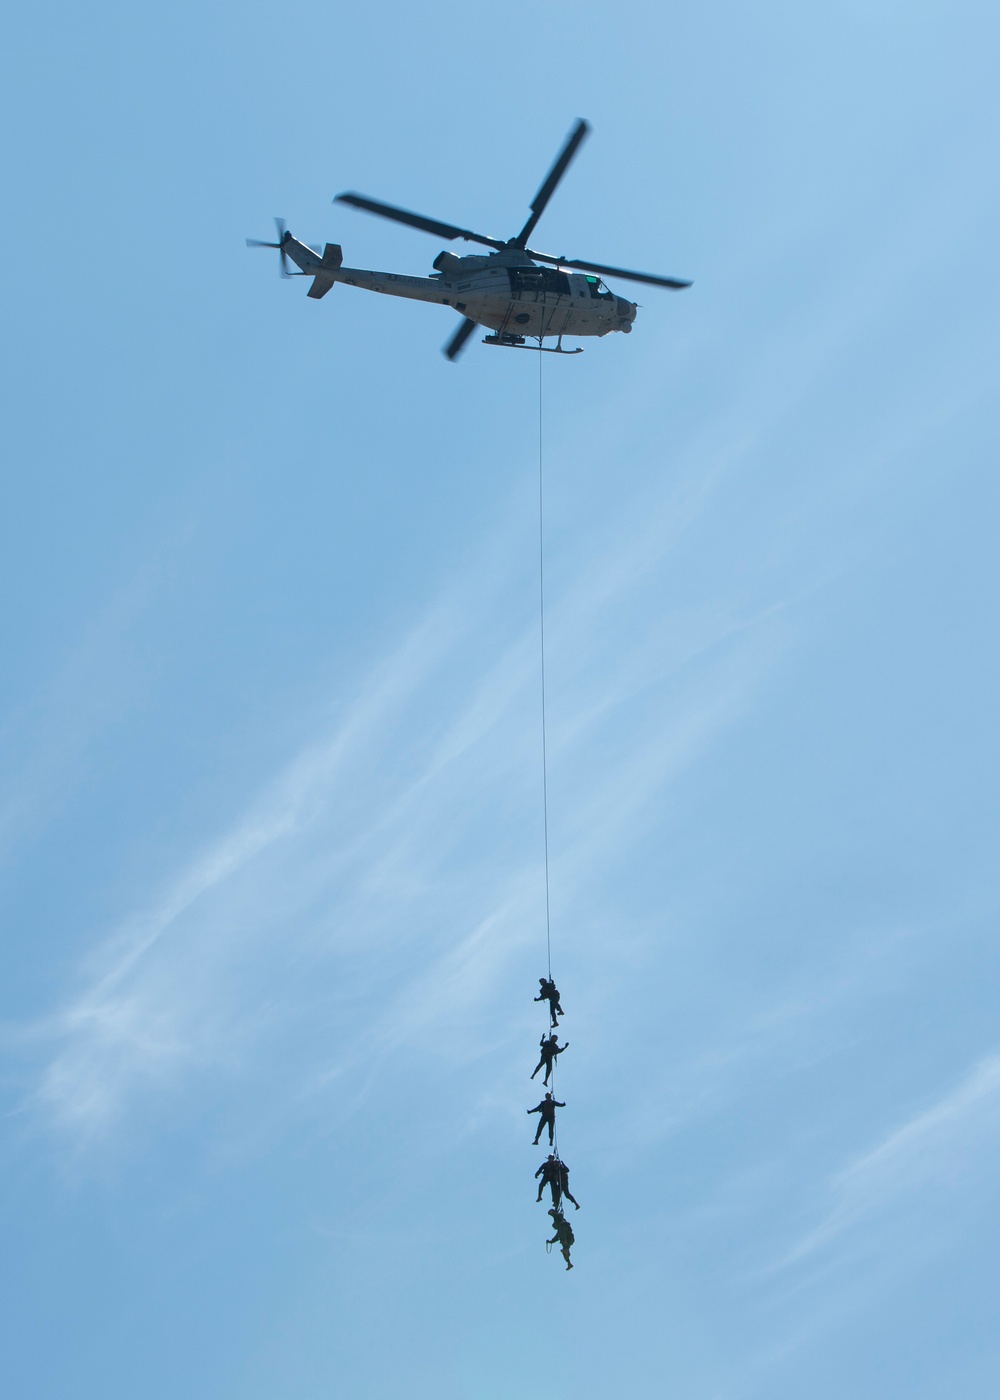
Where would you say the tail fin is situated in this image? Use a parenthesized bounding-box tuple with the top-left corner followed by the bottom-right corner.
(307, 243, 343, 300)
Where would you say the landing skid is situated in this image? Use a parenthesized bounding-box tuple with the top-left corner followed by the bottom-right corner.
(483, 333, 584, 355)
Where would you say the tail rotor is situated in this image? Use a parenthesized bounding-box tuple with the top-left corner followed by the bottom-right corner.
(246, 217, 293, 276)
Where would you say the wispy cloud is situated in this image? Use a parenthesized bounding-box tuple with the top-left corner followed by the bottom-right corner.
(776, 1055, 1000, 1270)
(22, 602, 459, 1145)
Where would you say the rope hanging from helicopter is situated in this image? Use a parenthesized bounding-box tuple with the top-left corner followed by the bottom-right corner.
(537, 341, 559, 1179)
(529, 349, 578, 1272)
(538, 347, 553, 987)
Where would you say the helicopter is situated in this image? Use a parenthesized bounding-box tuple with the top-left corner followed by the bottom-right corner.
(247, 119, 691, 361)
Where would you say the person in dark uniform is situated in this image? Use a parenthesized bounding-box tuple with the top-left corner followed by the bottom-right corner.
(558, 1158, 580, 1210)
(528, 1091, 564, 1146)
(535, 977, 564, 1027)
(530, 1033, 568, 1085)
(547, 1207, 575, 1269)
(535, 1154, 562, 1206)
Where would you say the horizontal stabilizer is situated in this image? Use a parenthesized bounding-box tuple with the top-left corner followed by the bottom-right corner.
(308, 246, 343, 298)
(308, 275, 335, 299)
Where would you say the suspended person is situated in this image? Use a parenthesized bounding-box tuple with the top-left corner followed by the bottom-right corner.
(547, 1207, 575, 1270)
(528, 1091, 564, 1146)
(530, 1032, 568, 1085)
(558, 1158, 580, 1210)
(535, 977, 564, 1028)
(535, 1154, 563, 1207)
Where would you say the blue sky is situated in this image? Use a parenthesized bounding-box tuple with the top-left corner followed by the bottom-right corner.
(3, 2, 1000, 1397)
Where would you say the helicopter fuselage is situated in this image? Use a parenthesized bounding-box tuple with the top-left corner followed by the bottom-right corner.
(281, 236, 636, 342)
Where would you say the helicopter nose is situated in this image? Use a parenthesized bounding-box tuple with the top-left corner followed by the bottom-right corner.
(616, 296, 636, 331)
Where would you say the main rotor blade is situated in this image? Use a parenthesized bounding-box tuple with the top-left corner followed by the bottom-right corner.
(335, 193, 506, 250)
(443, 316, 478, 361)
(527, 249, 692, 290)
(514, 118, 590, 248)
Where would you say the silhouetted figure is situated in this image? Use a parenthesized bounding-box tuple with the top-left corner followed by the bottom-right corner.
(558, 1159, 580, 1210)
(535, 977, 564, 1027)
(547, 1207, 575, 1269)
(530, 1033, 568, 1085)
(535, 1154, 563, 1206)
(528, 1091, 564, 1146)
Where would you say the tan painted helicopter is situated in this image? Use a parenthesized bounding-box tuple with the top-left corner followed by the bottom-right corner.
(248, 120, 691, 361)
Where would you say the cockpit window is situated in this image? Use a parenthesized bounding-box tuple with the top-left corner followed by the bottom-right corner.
(586, 275, 613, 300)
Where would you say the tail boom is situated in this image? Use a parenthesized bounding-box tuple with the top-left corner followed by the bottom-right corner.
(279, 233, 458, 309)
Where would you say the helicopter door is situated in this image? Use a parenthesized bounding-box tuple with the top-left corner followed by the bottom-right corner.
(509, 267, 542, 303)
(508, 267, 571, 302)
